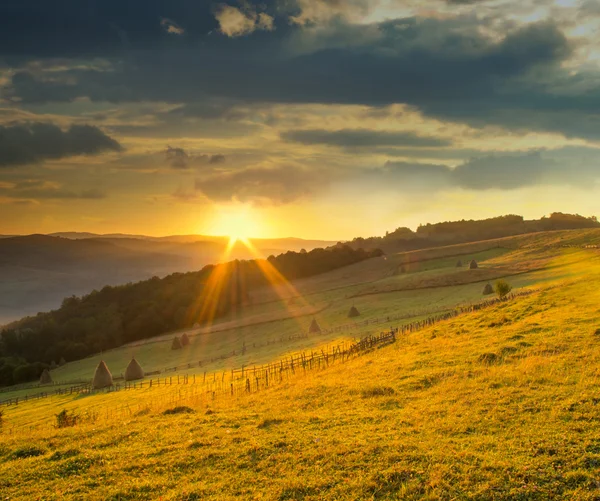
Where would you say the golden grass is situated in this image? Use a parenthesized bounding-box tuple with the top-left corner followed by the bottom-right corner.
(2, 234, 600, 499)
(2, 277, 600, 499)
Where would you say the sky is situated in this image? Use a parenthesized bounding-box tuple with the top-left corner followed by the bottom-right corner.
(0, 0, 599, 240)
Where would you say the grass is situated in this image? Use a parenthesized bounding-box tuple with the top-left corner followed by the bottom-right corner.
(13, 243, 538, 391)
(2, 230, 600, 498)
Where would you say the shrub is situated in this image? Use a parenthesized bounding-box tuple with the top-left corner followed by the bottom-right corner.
(49, 449, 80, 461)
(55, 409, 78, 428)
(257, 418, 284, 429)
(495, 280, 513, 298)
(12, 445, 45, 459)
(163, 406, 195, 415)
(361, 386, 396, 398)
(478, 353, 499, 365)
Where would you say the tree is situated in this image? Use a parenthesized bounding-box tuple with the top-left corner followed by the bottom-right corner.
(495, 280, 512, 299)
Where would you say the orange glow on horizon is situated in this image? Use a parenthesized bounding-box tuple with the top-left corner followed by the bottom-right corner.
(205, 204, 265, 241)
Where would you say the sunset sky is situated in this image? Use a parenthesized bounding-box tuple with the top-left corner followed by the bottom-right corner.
(0, 0, 599, 240)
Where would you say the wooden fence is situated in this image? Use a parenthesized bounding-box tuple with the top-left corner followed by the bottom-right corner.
(0, 288, 536, 408)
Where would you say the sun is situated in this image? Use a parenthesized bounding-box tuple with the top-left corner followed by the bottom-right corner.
(206, 204, 263, 244)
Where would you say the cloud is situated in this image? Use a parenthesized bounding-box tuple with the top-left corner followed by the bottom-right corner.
(0, 122, 122, 167)
(160, 18, 185, 35)
(383, 150, 600, 191)
(194, 165, 328, 204)
(5, 17, 591, 139)
(281, 128, 451, 148)
(2, 3, 600, 140)
(0, 180, 107, 200)
(165, 146, 226, 169)
(215, 5, 275, 37)
(290, 0, 371, 25)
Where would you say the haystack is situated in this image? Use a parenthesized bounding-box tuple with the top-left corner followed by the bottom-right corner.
(50, 360, 57, 370)
(92, 360, 113, 389)
(482, 283, 494, 295)
(348, 306, 360, 318)
(308, 318, 321, 334)
(172, 336, 182, 350)
(469, 260, 478, 269)
(456, 260, 463, 268)
(181, 333, 190, 346)
(59, 357, 66, 366)
(39, 368, 52, 385)
(124, 358, 144, 381)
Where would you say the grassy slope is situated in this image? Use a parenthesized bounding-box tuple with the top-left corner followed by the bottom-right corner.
(4, 230, 597, 395)
(1, 247, 600, 498)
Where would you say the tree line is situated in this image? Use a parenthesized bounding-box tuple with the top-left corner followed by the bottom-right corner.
(345, 213, 599, 254)
(0, 245, 382, 386)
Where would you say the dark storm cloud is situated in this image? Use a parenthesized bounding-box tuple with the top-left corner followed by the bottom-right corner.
(281, 129, 451, 148)
(0, 0, 292, 60)
(1, 2, 599, 140)
(384, 150, 600, 191)
(165, 146, 226, 169)
(194, 165, 328, 204)
(7, 19, 570, 104)
(0, 123, 122, 167)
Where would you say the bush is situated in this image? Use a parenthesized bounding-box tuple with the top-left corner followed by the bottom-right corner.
(478, 352, 499, 365)
(12, 445, 45, 459)
(361, 386, 396, 398)
(55, 409, 78, 428)
(163, 406, 195, 415)
(495, 280, 512, 298)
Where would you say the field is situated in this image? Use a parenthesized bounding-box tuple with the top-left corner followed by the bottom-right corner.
(2, 229, 600, 499)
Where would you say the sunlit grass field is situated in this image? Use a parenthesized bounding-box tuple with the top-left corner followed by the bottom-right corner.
(16, 231, 588, 389)
(2, 230, 600, 499)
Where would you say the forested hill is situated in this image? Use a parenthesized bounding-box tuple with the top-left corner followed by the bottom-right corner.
(0, 245, 382, 385)
(343, 213, 599, 253)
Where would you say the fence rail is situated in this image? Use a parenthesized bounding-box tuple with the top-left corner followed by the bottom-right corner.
(0, 289, 536, 409)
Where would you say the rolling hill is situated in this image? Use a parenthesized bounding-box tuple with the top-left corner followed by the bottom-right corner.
(1, 229, 600, 499)
(0, 234, 335, 325)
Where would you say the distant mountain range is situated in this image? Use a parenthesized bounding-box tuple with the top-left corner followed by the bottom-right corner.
(0, 233, 336, 325)
(2, 212, 597, 326)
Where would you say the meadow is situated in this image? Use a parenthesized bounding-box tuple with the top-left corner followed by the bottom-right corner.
(1, 229, 600, 499)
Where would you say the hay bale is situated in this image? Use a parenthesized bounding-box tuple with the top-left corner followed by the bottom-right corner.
(469, 260, 478, 269)
(92, 360, 113, 389)
(348, 306, 360, 318)
(124, 358, 144, 381)
(482, 283, 494, 295)
(181, 333, 190, 346)
(39, 368, 52, 385)
(456, 260, 463, 267)
(172, 336, 182, 350)
(308, 318, 321, 334)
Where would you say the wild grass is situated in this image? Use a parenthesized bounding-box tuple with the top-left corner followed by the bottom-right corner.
(1, 237, 600, 499)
